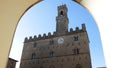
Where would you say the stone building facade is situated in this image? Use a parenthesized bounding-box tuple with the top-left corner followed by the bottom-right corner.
(20, 5, 92, 68)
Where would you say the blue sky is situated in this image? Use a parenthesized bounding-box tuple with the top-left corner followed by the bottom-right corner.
(9, 0, 106, 68)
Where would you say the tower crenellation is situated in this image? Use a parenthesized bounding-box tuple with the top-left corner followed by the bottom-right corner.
(24, 24, 86, 43)
(70, 28, 73, 32)
(48, 32, 51, 37)
(38, 34, 41, 39)
(82, 23, 86, 31)
(24, 37, 28, 42)
(58, 4, 67, 11)
(33, 35, 37, 41)
(43, 33, 47, 38)
(76, 27, 79, 32)
(29, 36, 32, 41)
(53, 31, 56, 36)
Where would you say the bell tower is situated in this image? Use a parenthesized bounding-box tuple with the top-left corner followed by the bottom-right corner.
(56, 4, 69, 35)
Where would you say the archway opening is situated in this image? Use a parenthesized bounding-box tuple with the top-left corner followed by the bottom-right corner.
(9, 0, 106, 68)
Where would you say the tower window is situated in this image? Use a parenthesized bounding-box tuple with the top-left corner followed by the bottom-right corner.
(50, 40, 54, 45)
(33, 42, 37, 48)
(73, 48, 79, 55)
(74, 36, 78, 41)
(60, 11, 64, 16)
(31, 53, 36, 59)
(50, 52, 54, 58)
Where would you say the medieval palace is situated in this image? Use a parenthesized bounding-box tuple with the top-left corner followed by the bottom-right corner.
(20, 5, 92, 68)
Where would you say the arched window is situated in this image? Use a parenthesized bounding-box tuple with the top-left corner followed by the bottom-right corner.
(50, 40, 54, 45)
(60, 11, 64, 16)
(31, 53, 36, 59)
(74, 36, 79, 41)
(73, 48, 79, 55)
(50, 51, 54, 58)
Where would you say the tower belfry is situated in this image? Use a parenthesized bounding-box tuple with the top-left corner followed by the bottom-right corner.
(56, 4, 69, 35)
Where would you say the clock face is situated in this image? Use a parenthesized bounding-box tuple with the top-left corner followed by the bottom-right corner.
(58, 37, 64, 44)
